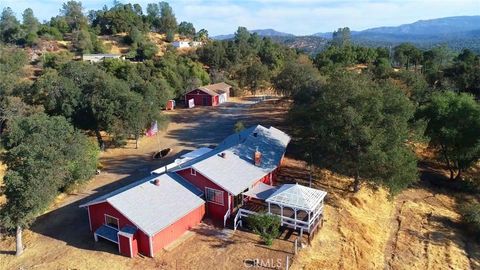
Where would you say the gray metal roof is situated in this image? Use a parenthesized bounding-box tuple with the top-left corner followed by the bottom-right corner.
(185, 82, 232, 96)
(80, 173, 204, 236)
(172, 125, 291, 195)
(243, 182, 278, 200)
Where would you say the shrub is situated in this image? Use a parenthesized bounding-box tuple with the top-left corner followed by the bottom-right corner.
(459, 201, 480, 240)
(234, 121, 245, 133)
(246, 213, 281, 246)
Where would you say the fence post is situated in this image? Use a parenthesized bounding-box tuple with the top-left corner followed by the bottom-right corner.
(294, 238, 298, 255)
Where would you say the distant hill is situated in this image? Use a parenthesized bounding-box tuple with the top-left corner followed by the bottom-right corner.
(314, 16, 480, 39)
(312, 16, 480, 53)
(213, 29, 294, 40)
(213, 16, 480, 54)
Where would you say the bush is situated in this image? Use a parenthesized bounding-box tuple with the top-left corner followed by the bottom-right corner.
(246, 213, 281, 246)
(459, 201, 480, 240)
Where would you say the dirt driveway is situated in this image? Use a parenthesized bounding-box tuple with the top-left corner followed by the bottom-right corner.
(0, 97, 292, 270)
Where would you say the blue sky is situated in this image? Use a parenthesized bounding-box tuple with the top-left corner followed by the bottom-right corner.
(1, 0, 479, 36)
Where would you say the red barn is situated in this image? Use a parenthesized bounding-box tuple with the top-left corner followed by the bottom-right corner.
(185, 82, 232, 107)
(80, 173, 205, 257)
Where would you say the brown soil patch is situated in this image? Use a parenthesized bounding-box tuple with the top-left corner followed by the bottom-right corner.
(98, 34, 130, 55)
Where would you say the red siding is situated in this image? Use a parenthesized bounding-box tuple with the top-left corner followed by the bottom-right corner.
(119, 234, 131, 257)
(185, 89, 215, 106)
(176, 169, 229, 224)
(88, 202, 150, 256)
(151, 204, 205, 254)
(137, 231, 150, 257)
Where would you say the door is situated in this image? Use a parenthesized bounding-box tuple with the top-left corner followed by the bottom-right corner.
(202, 96, 209, 106)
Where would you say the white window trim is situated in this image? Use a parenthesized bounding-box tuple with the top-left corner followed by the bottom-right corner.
(190, 168, 196, 176)
(104, 214, 120, 230)
(149, 236, 154, 257)
(205, 187, 224, 206)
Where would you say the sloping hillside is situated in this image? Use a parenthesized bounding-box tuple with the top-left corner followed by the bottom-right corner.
(278, 157, 480, 270)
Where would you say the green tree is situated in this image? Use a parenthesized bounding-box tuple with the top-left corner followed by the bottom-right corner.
(31, 69, 81, 120)
(273, 55, 323, 97)
(237, 58, 270, 95)
(370, 57, 393, 79)
(394, 43, 423, 70)
(418, 91, 480, 180)
(178, 21, 195, 38)
(290, 72, 417, 193)
(0, 47, 28, 95)
(146, 3, 160, 31)
(196, 28, 208, 42)
(60, 1, 87, 31)
(0, 7, 22, 44)
(247, 213, 281, 246)
(332, 27, 351, 47)
(444, 49, 480, 96)
(21, 8, 39, 46)
(158, 2, 177, 34)
(0, 113, 98, 256)
(422, 45, 453, 86)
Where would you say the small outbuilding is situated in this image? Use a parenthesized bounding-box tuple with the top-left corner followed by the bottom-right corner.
(184, 82, 232, 106)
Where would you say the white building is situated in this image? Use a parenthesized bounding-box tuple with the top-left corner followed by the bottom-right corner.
(82, 54, 125, 63)
(172, 41, 191, 48)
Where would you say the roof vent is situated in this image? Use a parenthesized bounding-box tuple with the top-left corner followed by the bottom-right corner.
(219, 152, 226, 158)
(154, 179, 161, 186)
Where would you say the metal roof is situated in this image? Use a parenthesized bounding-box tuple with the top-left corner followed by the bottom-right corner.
(242, 182, 278, 200)
(185, 82, 232, 96)
(266, 184, 327, 212)
(80, 173, 204, 236)
(172, 125, 291, 195)
(151, 147, 213, 175)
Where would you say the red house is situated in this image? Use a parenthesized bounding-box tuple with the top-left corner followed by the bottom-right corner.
(185, 82, 232, 107)
(81, 125, 290, 257)
(170, 125, 291, 226)
(80, 173, 205, 257)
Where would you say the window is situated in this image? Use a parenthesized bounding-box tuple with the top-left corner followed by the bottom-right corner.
(105, 215, 119, 230)
(205, 187, 224, 205)
(190, 168, 196, 176)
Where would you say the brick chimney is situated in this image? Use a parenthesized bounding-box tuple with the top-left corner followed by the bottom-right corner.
(254, 148, 262, 166)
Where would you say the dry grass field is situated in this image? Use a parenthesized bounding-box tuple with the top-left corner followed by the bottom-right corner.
(286, 157, 480, 270)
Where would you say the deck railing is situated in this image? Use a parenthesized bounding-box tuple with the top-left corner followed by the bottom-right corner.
(223, 209, 231, 227)
(234, 207, 320, 233)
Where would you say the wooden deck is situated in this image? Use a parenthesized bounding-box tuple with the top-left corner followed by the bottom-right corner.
(240, 199, 310, 221)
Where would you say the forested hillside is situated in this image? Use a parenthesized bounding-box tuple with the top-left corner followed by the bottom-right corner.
(0, 1, 479, 265)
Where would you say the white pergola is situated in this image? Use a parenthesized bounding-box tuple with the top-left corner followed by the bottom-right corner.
(265, 184, 327, 233)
